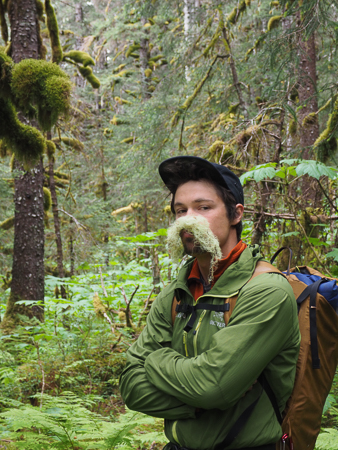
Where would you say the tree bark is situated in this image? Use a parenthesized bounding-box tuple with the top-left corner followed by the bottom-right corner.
(1, 0, 45, 329)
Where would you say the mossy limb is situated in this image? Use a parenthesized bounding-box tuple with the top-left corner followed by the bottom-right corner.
(0, 50, 13, 100)
(289, 119, 297, 136)
(125, 44, 140, 58)
(46, 139, 56, 159)
(52, 136, 84, 151)
(114, 96, 132, 106)
(0, 216, 14, 230)
(314, 98, 338, 149)
(110, 115, 129, 125)
(302, 112, 317, 127)
(0, 97, 46, 166)
(78, 65, 100, 89)
(63, 50, 95, 66)
(36, 0, 44, 21)
(0, 0, 9, 43)
(267, 15, 282, 31)
(45, 0, 63, 63)
(43, 187, 52, 211)
(120, 137, 135, 144)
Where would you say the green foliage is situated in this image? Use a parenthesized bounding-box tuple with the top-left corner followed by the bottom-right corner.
(11, 59, 71, 131)
(240, 159, 338, 185)
(315, 429, 338, 450)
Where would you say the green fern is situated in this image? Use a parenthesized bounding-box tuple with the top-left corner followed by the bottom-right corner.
(0, 392, 165, 449)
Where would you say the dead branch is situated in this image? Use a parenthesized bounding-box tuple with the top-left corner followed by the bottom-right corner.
(137, 286, 155, 328)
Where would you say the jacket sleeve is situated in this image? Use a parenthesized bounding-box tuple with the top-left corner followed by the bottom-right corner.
(119, 287, 197, 420)
(144, 275, 299, 411)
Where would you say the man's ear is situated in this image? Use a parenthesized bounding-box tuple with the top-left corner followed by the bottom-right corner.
(232, 204, 244, 225)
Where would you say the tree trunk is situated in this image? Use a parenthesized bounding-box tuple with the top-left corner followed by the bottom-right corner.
(297, 27, 320, 207)
(1, 0, 45, 330)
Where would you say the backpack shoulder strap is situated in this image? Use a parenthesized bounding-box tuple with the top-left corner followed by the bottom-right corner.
(172, 260, 283, 326)
(224, 260, 282, 325)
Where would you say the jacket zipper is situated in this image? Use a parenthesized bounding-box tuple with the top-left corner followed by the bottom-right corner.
(193, 310, 207, 357)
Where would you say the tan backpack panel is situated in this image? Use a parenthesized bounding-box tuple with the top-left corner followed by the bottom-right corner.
(279, 268, 338, 450)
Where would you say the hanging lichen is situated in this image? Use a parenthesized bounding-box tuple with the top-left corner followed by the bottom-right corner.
(0, 97, 46, 167)
(267, 15, 282, 31)
(0, 0, 8, 43)
(63, 50, 95, 67)
(11, 59, 71, 131)
(43, 187, 52, 211)
(44, 0, 63, 63)
(78, 66, 100, 89)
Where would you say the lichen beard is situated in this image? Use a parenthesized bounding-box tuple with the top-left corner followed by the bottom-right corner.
(166, 215, 222, 282)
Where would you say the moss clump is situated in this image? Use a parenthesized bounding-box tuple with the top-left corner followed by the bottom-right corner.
(45, 0, 63, 63)
(63, 50, 94, 67)
(0, 216, 14, 230)
(115, 69, 134, 78)
(267, 15, 282, 31)
(52, 136, 84, 151)
(0, 50, 13, 99)
(0, 139, 9, 157)
(227, 0, 247, 25)
(270, 1, 279, 5)
(113, 63, 127, 73)
(0, 0, 9, 43)
(46, 139, 56, 159)
(43, 187, 52, 211)
(0, 98, 46, 167)
(208, 140, 227, 154)
(289, 118, 297, 136)
(11, 59, 71, 131)
(144, 68, 152, 78)
(78, 66, 100, 89)
(110, 115, 129, 125)
(121, 137, 135, 144)
(114, 96, 132, 106)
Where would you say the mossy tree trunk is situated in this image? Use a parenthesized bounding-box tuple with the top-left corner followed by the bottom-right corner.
(1, 0, 45, 330)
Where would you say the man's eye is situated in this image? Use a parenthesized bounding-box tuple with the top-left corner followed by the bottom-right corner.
(200, 206, 210, 210)
(176, 209, 185, 215)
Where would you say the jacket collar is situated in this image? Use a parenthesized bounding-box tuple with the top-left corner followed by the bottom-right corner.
(174, 245, 262, 300)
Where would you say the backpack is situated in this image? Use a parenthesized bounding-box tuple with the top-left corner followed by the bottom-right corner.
(269, 247, 338, 450)
(171, 248, 338, 450)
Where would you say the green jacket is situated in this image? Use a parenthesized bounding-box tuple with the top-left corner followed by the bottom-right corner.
(119, 246, 300, 449)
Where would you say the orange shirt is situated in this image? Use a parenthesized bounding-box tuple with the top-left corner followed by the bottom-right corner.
(187, 240, 247, 301)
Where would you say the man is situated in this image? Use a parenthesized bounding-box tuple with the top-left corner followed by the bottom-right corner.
(119, 156, 300, 450)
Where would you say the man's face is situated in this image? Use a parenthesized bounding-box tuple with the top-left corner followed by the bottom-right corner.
(173, 180, 241, 257)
